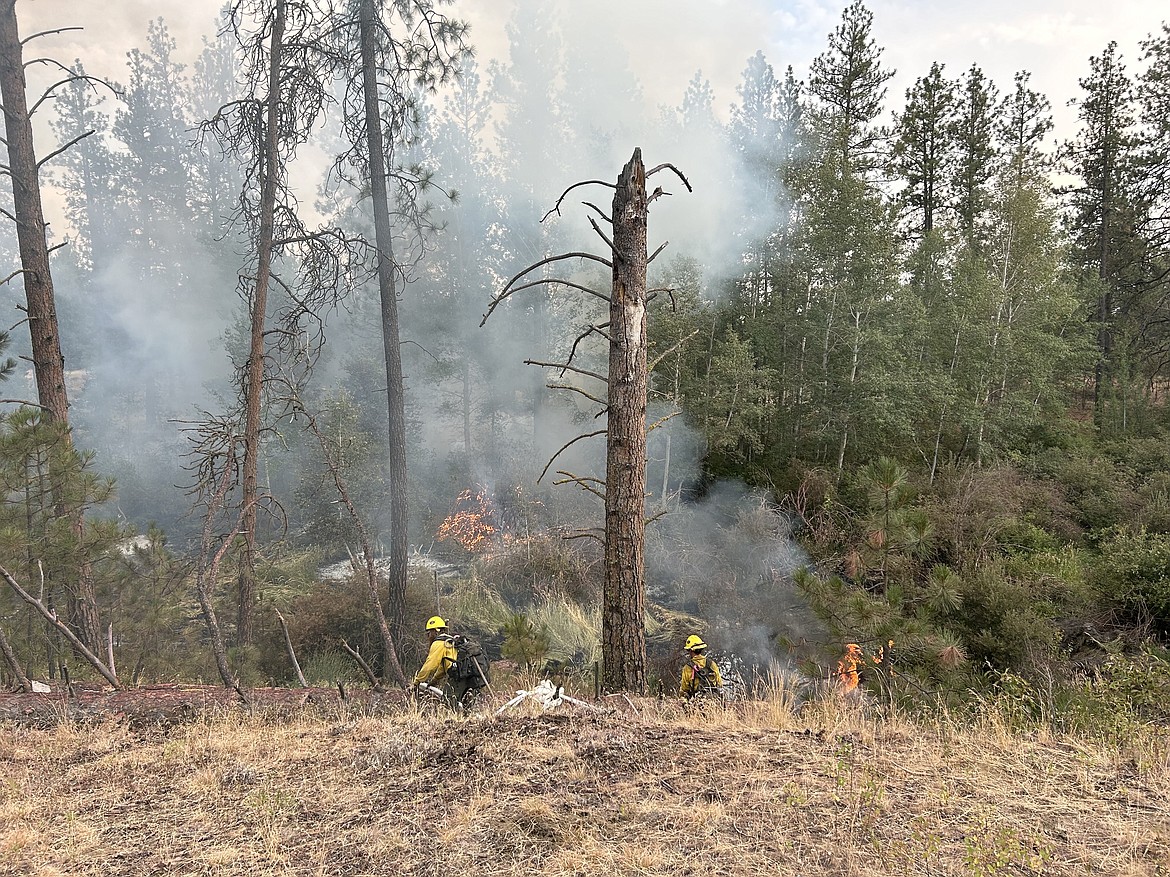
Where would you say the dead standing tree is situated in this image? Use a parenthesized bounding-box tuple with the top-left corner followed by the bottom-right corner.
(200, 0, 357, 648)
(482, 148, 690, 694)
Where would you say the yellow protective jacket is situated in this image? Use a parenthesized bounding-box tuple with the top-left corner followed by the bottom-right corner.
(679, 653, 723, 698)
(414, 635, 457, 686)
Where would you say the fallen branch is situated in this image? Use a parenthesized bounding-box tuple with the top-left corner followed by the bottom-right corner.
(0, 564, 120, 689)
(275, 607, 308, 687)
(340, 639, 383, 691)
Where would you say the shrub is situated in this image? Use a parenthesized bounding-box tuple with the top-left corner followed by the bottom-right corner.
(1091, 528, 1170, 635)
(1062, 648, 1170, 738)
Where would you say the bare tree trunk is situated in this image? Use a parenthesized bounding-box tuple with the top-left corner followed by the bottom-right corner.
(238, 0, 286, 648)
(0, 620, 31, 691)
(359, 0, 408, 655)
(0, 0, 99, 651)
(602, 149, 649, 695)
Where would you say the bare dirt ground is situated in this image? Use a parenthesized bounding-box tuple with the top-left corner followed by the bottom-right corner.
(1, 688, 1168, 877)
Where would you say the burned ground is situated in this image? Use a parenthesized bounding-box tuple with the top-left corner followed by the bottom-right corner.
(1, 691, 1168, 876)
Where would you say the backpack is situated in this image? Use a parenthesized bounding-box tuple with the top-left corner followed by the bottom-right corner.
(448, 635, 490, 687)
(688, 657, 720, 695)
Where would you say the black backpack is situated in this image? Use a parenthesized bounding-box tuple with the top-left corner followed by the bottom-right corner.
(448, 635, 490, 687)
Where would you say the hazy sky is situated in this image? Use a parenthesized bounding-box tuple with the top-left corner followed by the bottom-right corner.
(18, 0, 1164, 135)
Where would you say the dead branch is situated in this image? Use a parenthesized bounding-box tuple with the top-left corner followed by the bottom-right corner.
(588, 216, 616, 253)
(647, 240, 669, 264)
(481, 252, 613, 327)
(542, 179, 617, 222)
(340, 639, 382, 690)
(0, 619, 30, 691)
(525, 359, 609, 384)
(547, 382, 607, 407)
(645, 286, 677, 309)
(649, 329, 699, 372)
(644, 508, 671, 527)
(0, 564, 120, 689)
(192, 438, 246, 693)
(646, 163, 694, 192)
(563, 323, 611, 376)
(283, 382, 406, 687)
(647, 410, 683, 433)
(27, 74, 113, 118)
(582, 202, 611, 224)
(538, 430, 606, 482)
(500, 277, 610, 306)
(275, 607, 308, 687)
(553, 470, 606, 501)
(20, 26, 83, 45)
(36, 129, 94, 170)
(646, 186, 670, 207)
(563, 529, 605, 544)
(106, 623, 116, 681)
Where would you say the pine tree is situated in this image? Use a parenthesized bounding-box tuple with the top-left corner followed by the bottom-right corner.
(1063, 41, 1143, 429)
(950, 65, 998, 252)
(892, 61, 957, 239)
(807, 0, 894, 179)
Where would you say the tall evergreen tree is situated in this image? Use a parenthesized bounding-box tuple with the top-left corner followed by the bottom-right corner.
(892, 61, 957, 239)
(950, 65, 998, 252)
(807, 0, 894, 179)
(1063, 41, 1143, 428)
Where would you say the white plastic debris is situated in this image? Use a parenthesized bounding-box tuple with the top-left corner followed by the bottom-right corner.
(495, 679, 603, 715)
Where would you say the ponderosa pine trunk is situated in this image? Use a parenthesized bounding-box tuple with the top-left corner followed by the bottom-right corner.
(602, 149, 649, 694)
(359, 0, 408, 656)
(0, 0, 100, 652)
(237, 0, 285, 648)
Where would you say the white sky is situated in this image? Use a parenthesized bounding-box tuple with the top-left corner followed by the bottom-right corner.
(12, 0, 1167, 221)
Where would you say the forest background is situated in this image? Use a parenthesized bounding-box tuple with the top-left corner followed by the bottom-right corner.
(1, 0, 1169, 724)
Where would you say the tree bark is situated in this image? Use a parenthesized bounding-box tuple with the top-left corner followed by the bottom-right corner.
(238, 0, 286, 648)
(0, 619, 31, 691)
(359, 0, 409, 656)
(0, 0, 99, 651)
(602, 149, 649, 695)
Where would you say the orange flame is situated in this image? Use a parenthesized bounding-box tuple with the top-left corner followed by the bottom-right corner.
(435, 486, 497, 552)
(836, 643, 863, 692)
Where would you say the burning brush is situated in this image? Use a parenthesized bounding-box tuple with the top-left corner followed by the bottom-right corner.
(435, 485, 498, 552)
(834, 641, 893, 694)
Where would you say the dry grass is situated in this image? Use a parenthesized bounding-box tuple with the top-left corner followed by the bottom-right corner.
(1, 693, 1168, 877)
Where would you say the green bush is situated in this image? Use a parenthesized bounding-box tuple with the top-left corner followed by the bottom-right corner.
(1062, 649, 1170, 738)
(1056, 456, 1136, 532)
(1091, 528, 1170, 634)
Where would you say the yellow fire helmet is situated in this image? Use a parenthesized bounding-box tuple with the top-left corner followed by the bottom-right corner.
(425, 615, 447, 631)
(684, 635, 707, 652)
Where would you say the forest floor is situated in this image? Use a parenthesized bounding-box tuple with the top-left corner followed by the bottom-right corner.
(1, 685, 1168, 877)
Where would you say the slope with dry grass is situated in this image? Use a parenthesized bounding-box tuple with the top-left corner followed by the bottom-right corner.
(1, 696, 1167, 877)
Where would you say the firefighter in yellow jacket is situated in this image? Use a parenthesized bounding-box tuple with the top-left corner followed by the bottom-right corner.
(414, 615, 457, 689)
(679, 634, 724, 700)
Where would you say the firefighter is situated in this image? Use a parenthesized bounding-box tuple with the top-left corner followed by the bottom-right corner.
(678, 634, 724, 700)
(413, 615, 479, 709)
(414, 615, 457, 691)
